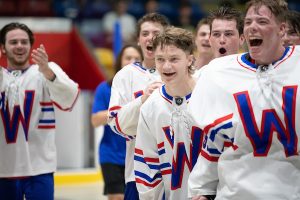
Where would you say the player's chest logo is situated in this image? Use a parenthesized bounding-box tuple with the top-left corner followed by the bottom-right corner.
(0, 91, 35, 143)
(162, 126, 203, 190)
(234, 86, 298, 157)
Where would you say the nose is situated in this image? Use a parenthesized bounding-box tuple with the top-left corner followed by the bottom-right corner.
(220, 34, 226, 44)
(246, 21, 258, 34)
(204, 33, 210, 40)
(16, 41, 23, 48)
(163, 60, 172, 70)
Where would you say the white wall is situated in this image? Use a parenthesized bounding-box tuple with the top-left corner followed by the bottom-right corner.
(55, 91, 94, 169)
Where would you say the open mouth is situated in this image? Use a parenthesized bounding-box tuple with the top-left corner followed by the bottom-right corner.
(249, 39, 263, 46)
(163, 72, 175, 77)
(219, 47, 227, 54)
(146, 46, 153, 51)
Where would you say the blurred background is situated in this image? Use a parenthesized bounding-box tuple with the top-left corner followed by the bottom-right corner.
(0, 0, 299, 199)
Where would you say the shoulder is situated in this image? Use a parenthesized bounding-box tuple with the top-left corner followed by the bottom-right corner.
(201, 53, 241, 76)
(114, 62, 145, 78)
(96, 81, 109, 91)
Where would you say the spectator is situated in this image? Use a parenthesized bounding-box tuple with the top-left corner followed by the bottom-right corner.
(102, 0, 137, 45)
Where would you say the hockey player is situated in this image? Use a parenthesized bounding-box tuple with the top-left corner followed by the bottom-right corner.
(188, 0, 300, 199)
(108, 13, 169, 200)
(208, 6, 244, 58)
(134, 26, 203, 200)
(283, 9, 300, 47)
(0, 22, 79, 200)
(194, 7, 244, 78)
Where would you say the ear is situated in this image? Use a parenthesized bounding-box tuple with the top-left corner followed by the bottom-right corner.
(1, 45, 5, 55)
(187, 54, 194, 67)
(278, 22, 286, 38)
(239, 34, 245, 47)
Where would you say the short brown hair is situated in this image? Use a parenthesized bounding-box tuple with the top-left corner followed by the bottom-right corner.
(136, 12, 169, 38)
(195, 18, 209, 35)
(245, 0, 287, 23)
(152, 26, 195, 74)
(208, 6, 244, 35)
(0, 22, 34, 46)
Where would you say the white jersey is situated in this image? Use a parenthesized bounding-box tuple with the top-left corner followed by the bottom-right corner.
(134, 85, 203, 200)
(0, 62, 79, 177)
(108, 62, 160, 183)
(188, 46, 300, 200)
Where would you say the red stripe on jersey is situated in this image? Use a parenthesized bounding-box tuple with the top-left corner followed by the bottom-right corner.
(40, 102, 53, 106)
(109, 106, 121, 111)
(201, 150, 219, 162)
(135, 148, 143, 155)
(136, 178, 162, 187)
(203, 113, 233, 134)
(38, 125, 56, 129)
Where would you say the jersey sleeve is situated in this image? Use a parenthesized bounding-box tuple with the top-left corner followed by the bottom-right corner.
(134, 106, 165, 200)
(188, 71, 236, 198)
(108, 70, 143, 139)
(45, 62, 79, 111)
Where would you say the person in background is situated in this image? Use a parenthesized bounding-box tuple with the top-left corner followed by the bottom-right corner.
(194, 18, 213, 70)
(0, 22, 79, 200)
(134, 26, 202, 200)
(91, 44, 143, 200)
(102, 0, 137, 45)
(282, 9, 300, 46)
(188, 0, 300, 199)
(176, 2, 195, 32)
(108, 13, 170, 200)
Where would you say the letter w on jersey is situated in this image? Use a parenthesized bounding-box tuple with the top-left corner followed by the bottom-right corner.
(234, 86, 298, 157)
(0, 91, 34, 143)
(135, 126, 203, 191)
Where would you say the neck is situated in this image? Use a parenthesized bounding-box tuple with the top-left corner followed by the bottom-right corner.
(195, 53, 213, 69)
(255, 46, 286, 66)
(7, 62, 30, 71)
(142, 58, 155, 69)
(165, 76, 196, 97)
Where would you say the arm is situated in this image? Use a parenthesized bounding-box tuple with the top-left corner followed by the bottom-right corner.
(188, 73, 234, 199)
(32, 44, 79, 111)
(91, 110, 108, 127)
(108, 68, 162, 137)
(91, 83, 109, 127)
(134, 107, 164, 200)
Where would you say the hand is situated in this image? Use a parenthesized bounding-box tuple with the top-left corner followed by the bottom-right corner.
(141, 81, 163, 103)
(192, 196, 208, 200)
(31, 44, 55, 81)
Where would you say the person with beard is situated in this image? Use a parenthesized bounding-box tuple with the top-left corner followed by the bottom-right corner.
(0, 22, 79, 200)
(108, 13, 169, 200)
(188, 0, 300, 199)
(208, 6, 244, 59)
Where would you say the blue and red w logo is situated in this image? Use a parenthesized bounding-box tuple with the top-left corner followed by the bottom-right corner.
(163, 126, 203, 190)
(0, 91, 34, 143)
(234, 86, 298, 157)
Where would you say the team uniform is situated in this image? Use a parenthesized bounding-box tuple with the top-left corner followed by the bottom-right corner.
(108, 62, 160, 198)
(134, 85, 203, 200)
(92, 81, 126, 195)
(0, 62, 79, 198)
(188, 46, 300, 200)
